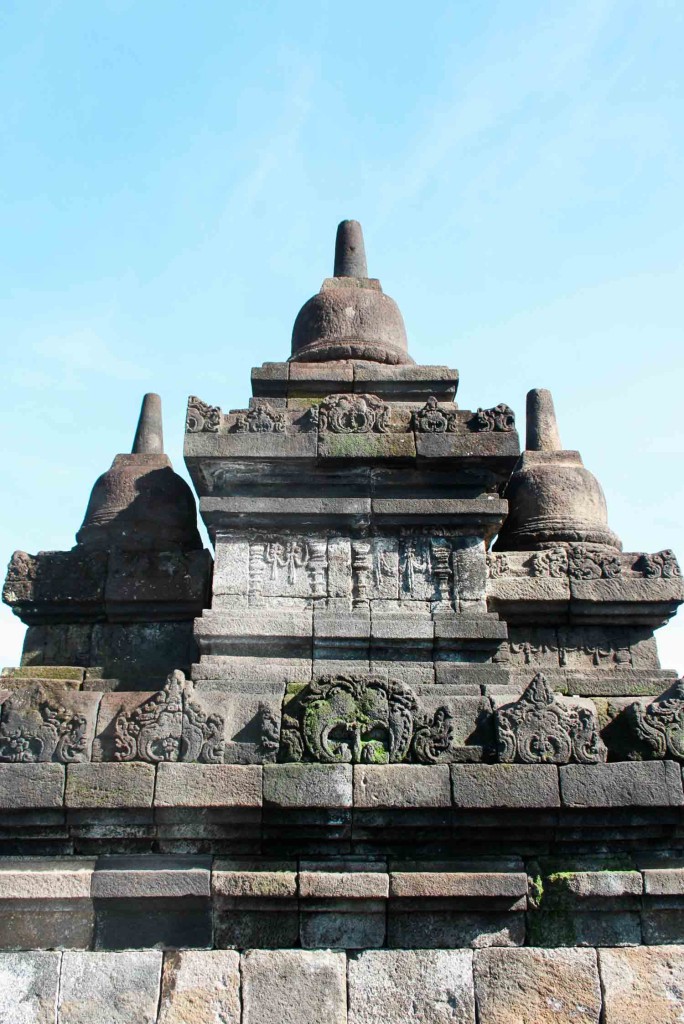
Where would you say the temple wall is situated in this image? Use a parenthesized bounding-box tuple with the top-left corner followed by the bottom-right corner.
(4, 945, 684, 1023)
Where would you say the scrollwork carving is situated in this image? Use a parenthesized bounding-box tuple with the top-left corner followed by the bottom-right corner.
(410, 396, 458, 433)
(495, 673, 606, 765)
(234, 403, 286, 434)
(114, 670, 224, 764)
(637, 549, 682, 579)
(629, 680, 684, 761)
(317, 394, 391, 434)
(0, 694, 87, 764)
(529, 548, 568, 578)
(470, 404, 515, 432)
(279, 674, 454, 764)
(186, 396, 221, 433)
(566, 545, 622, 580)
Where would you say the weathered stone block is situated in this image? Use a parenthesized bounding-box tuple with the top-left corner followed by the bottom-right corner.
(299, 862, 389, 898)
(58, 950, 163, 1023)
(212, 859, 297, 897)
(0, 950, 62, 1024)
(3, 549, 107, 623)
(300, 903, 386, 948)
(263, 764, 352, 807)
(91, 855, 211, 897)
(0, 858, 94, 898)
(599, 946, 684, 1023)
(104, 549, 211, 620)
(213, 898, 299, 948)
(94, 897, 212, 951)
(387, 908, 524, 949)
(157, 950, 240, 1024)
(242, 949, 347, 1024)
(389, 863, 527, 898)
(474, 947, 602, 1023)
(0, 763, 65, 808)
(354, 764, 451, 807)
(0, 899, 94, 951)
(559, 760, 684, 806)
(348, 949, 475, 1024)
(66, 763, 155, 808)
(153, 763, 262, 814)
(451, 764, 560, 808)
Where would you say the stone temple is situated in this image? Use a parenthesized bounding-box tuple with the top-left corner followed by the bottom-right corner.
(1, 220, 684, 1021)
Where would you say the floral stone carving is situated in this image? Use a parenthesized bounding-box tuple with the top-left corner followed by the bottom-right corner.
(0, 690, 87, 763)
(629, 679, 684, 761)
(114, 669, 224, 764)
(279, 674, 453, 764)
(410, 396, 458, 433)
(495, 673, 606, 765)
(234, 403, 286, 434)
(471, 404, 516, 432)
(186, 396, 222, 433)
(313, 394, 391, 434)
(566, 545, 621, 580)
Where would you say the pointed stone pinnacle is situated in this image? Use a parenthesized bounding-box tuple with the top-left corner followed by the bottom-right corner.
(132, 393, 164, 455)
(334, 220, 368, 278)
(526, 388, 562, 452)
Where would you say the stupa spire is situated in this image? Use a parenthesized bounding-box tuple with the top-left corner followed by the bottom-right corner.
(333, 219, 368, 278)
(132, 393, 164, 455)
(526, 388, 562, 452)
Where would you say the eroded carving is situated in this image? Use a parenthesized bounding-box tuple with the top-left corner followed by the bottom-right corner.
(566, 545, 622, 580)
(487, 553, 510, 579)
(471, 404, 516, 432)
(496, 673, 606, 764)
(0, 692, 87, 764)
(529, 548, 568, 578)
(637, 549, 682, 579)
(114, 669, 224, 764)
(234, 404, 286, 433)
(629, 680, 684, 760)
(411, 396, 458, 433)
(186, 396, 222, 433)
(316, 394, 391, 434)
(279, 674, 454, 764)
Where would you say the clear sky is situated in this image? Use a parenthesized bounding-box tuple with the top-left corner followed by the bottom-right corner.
(1, 0, 683, 670)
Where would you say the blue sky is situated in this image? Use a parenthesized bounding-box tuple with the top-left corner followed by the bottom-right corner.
(1, 0, 683, 669)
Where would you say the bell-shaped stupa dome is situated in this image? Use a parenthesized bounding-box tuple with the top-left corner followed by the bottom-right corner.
(290, 220, 412, 365)
(76, 393, 201, 552)
(494, 388, 622, 552)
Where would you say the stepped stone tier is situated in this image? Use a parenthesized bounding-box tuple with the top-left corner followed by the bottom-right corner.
(2, 222, 684, 1022)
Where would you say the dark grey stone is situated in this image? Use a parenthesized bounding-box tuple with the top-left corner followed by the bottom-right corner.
(559, 760, 684, 807)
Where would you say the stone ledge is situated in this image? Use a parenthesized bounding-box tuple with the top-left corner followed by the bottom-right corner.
(559, 761, 684, 807)
(354, 764, 452, 808)
(451, 764, 560, 808)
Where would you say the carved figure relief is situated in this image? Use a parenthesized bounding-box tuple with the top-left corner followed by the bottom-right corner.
(234, 403, 286, 433)
(186, 396, 222, 433)
(637, 550, 682, 579)
(0, 692, 87, 763)
(411, 396, 458, 433)
(316, 394, 391, 433)
(496, 673, 607, 765)
(114, 670, 224, 764)
(487, 553, 510, 579)
(279, 674, 454, 765)
(264, 540, 308, 585)
(628, 680, 684, 761)
(471, 404, 516, 432)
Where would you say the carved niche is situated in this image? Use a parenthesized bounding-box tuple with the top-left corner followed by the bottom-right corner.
(186, 396, 222, 433)
(0, 690, 87, 763)
(280, 674, 453, 765)
(114, 670, 224, 764)
(495, 673, 606, 765)
(234, 403, 286, 434)
(628, 679, 684, 761)
(313, 394, 391, 434)
(410, 396, 458, 433)
(471, 404, 516, 432)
